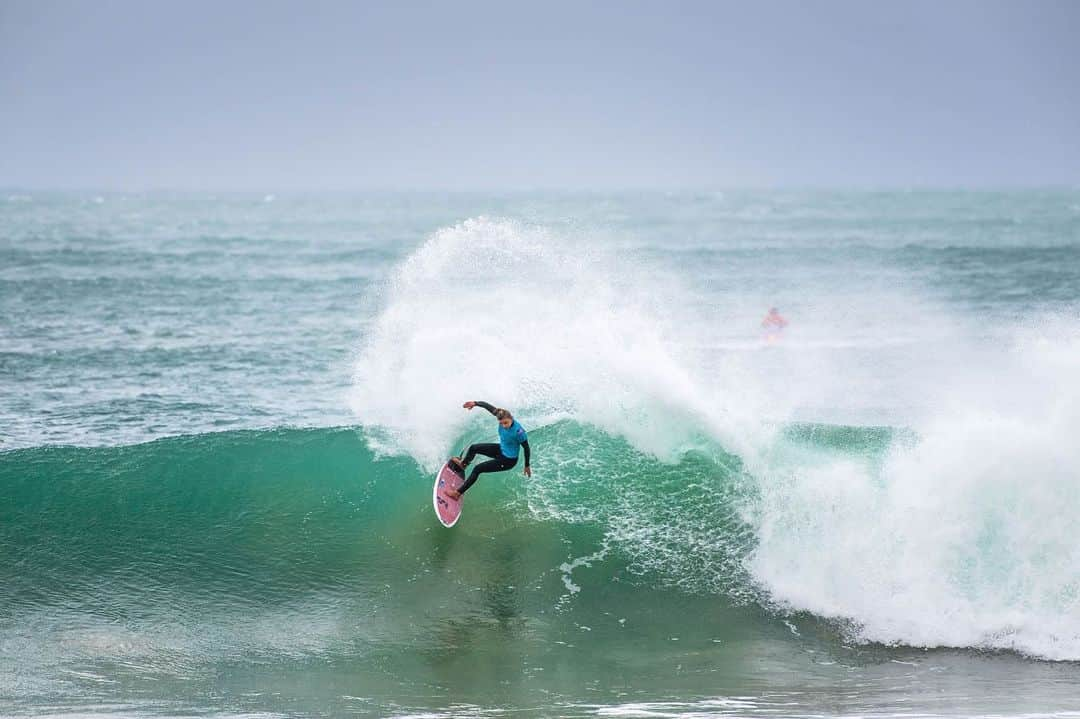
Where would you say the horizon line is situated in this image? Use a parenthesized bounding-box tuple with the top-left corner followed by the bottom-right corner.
(4, 184, 1079, 196)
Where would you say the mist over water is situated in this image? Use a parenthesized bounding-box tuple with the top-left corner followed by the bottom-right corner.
(3, 191, 1080, 717)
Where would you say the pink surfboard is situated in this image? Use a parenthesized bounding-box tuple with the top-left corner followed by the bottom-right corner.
(433, 459, 466, 527)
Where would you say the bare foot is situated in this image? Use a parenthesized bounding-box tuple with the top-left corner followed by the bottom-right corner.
(446, 488, 461, 500)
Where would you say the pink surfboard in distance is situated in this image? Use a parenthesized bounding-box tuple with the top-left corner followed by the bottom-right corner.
(433, 459, 465, 527)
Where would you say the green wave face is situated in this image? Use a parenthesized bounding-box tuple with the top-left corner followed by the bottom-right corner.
(3, 429, 410, 607)
(1, 425, 791, 714)
(1, 424, 763, 610)
(6, 420, 1080, 717)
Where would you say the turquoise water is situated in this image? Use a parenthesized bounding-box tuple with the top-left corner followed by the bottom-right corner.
(2, 191, 1080, 717)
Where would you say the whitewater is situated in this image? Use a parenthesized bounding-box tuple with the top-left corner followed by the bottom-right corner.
(3, 191, 1080, 717)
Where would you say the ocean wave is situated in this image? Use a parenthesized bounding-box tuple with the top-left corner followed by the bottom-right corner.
(347, 217, 1080, 660)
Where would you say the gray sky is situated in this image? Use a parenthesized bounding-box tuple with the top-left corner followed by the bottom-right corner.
(1, 0, 1078, 190)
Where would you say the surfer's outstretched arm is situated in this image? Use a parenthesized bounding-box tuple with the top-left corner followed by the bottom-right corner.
(474, 400, 497, 416)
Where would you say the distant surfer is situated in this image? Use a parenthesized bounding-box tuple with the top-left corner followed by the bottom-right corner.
(445, 401, 531, 500)
(761, 307, 788, 343)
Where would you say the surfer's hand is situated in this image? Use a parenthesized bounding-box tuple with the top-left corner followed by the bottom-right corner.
(523, 466, 532, 478)
(463, 401, 476, 410)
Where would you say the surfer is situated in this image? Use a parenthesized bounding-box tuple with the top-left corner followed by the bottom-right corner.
(762, 307, 788, 331)
(446, 401, 531, 499)
(762, 306, 788, 343)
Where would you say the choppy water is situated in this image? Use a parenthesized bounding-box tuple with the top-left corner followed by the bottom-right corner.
(2, 191, 1080, 717)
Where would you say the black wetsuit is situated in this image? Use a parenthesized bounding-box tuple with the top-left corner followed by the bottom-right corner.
(458, 401, 531, 495)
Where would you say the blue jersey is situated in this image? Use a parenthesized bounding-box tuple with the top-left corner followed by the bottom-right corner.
(498, 420, 528, 459)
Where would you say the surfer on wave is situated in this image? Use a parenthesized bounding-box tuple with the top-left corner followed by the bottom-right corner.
(761, 306, 788, 343)
(446, 401, 532, 500)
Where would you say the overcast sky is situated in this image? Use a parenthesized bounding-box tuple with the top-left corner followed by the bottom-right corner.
(1, 0, 1078, 190)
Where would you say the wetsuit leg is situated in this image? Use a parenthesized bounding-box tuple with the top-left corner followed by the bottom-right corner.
(462, 443, 502, 466)
(459, 453, 518, 495)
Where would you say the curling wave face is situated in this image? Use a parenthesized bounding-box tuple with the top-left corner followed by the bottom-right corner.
(350, 217, 1080, 661)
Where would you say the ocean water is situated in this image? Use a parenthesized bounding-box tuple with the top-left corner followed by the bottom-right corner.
(2, 190, 1080, 718)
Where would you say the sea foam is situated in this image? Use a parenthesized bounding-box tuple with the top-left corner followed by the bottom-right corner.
(749, 328, 1080, 659)
(350, 217, 774, 469)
